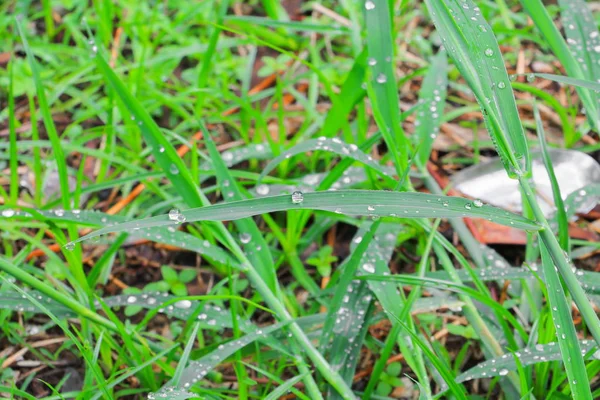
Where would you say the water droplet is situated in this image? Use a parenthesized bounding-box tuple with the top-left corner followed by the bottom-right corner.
(239, 232, 251, 244)
(168, 209, 180, 221)
(464, 203, 472, 210)
(2, 209, 15, 217)
(376, 73, 387, 84)
(499, 369, 509, 376)
(175, 300, 192, 309)
(367, 58, 377, 66)
(484, 48, 494, 57)
(497, 82, 506, 89)
(127, 296, 137, 304)
(159, 147, 165, 153)
(291, 191, 304, 204)
(256, 184, 269, 196)
(365, 0, 375, 10)
(64, 242, 75, 251)
(362, 263, 375, 273)
(473, 199, 483, 208)
(170, 164, 179, 174)
(176, 214, 186, 224)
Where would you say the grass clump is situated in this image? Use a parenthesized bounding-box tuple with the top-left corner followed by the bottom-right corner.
(1, 1, 600, 399)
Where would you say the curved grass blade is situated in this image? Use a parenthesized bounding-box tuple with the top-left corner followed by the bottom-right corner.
(563, 183, 600, 218)
(258, 138, 394, 182)
(535, 105, 569, 250)
(456, 339, 599, 382)
(154, 320, 290, 394)
(94, 52, 203, 208)
(67, 191, 540, 245)
(1, 209, 239, 267)
(415, 50, 448, 167)
(540, 241, 592, 399)
(264, 373, 309, 400)
(424, 0, 530, 177)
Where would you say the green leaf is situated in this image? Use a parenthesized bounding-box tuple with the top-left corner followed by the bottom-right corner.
(161, 266, 179, 283)
(178, 269, 197, 284)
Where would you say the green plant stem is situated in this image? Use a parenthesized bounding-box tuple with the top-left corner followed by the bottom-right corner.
(519, 177, 600, 345)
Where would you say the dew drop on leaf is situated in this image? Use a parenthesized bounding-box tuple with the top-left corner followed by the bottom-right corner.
(291, 191, 304, 204)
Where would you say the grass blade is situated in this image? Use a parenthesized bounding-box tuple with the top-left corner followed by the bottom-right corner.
(364, 0, 408, 173)
(456, 339, 599, 382)
(534, 105, 569, 250)
(539, 241, 592, 399)
(67, 190, 540, 245)
(415, 50, 448, 167)
(424, 0, 530, 177)
(16, 18, 71, 210)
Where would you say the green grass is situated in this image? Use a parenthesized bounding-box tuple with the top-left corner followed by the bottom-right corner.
(1, 0, 600, 399)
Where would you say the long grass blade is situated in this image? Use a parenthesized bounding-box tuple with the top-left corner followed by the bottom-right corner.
(424, 0, 530, 178)
(67, 191, 540, 245)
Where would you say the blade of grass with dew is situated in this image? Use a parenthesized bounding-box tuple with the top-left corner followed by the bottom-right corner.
(204, 128, 280, 294)
(456, 339, 599, 382)
(16, 18, 71, 210)
(519, 0, 599, 144)
(539, 241, 592, 399)
(1, 209, 240, 269)
(153, 320, 291, 395)
(170, 322, 201, 388)
(325, 281, 373, 399)
(94, 52, 204, 207)
(258, 138, 395, 184)
(424, 0, 530, 178)
(415, 50, 447, 167)
(534, 105, 569, 251)
(364, 0, 408, 174)
(562, 183, 600, 219)
(68, 190, 540, 244)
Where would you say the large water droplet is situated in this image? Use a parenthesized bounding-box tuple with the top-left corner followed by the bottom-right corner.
(168, 209, 180, 221)
(362, 263, 375, 273)
(64, 243, 75, 251)
(239, 232, 252, 244)
(473, 199, 484, 208)
(484, 48, 494, 57)
(2, 209, 15, 217)
(291, 191, 304, 204)
(175, 300, 192, 309)
(376, 73, 387, 84)
(499, 369, 509, 376)
(497, 82, 506, 89)
(256, 184, 269, 196)
(365, 0, 375, 10)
